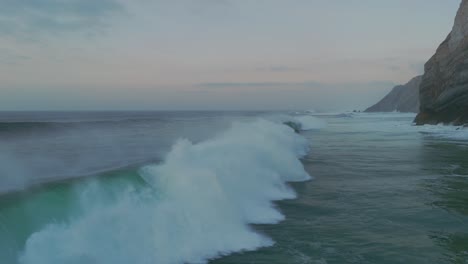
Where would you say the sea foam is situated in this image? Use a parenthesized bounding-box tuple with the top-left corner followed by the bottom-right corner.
(19, 119, 312, 264)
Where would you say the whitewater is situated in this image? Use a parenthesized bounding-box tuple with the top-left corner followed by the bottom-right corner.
(17, 117, 317, 264)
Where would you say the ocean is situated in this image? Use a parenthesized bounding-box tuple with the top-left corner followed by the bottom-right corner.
(0, 111, 467, 264)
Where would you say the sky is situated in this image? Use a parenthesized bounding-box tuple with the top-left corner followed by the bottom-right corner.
(0, 0, 462, 111)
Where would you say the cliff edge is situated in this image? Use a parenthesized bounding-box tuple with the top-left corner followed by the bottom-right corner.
(414, 0, 468, 125)
(365, 76, 422, 113)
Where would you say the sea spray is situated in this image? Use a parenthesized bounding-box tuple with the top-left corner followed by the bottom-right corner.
(19, 119, 313, 264)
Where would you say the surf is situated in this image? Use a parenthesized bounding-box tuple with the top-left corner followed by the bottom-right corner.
(18, 118, 313, 264)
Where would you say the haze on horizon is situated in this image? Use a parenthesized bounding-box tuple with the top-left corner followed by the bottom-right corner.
(0, 0, 461, 111)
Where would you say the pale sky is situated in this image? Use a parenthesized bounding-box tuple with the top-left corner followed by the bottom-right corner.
(0, 0, 461, 111)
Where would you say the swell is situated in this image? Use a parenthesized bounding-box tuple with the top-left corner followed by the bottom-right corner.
(0, 122, 60, 135)
(0, 157, 161, 197)
(0, 118, 167, 135)
(17, 118, 313, 264)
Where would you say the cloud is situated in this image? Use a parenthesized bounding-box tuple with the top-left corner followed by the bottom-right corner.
(0, 0, 123, 39)
(197, 81, 319, 89)
(187, 80, 397, 111)
(386, 65, 401, 72)
(196, 80, 396, 90)
(254, 65, 304, 72)
(0, 52, 31, 65)
(187, 0, 233, 16)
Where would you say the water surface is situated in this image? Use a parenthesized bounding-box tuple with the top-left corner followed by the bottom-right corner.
(0, 112, 467, 263)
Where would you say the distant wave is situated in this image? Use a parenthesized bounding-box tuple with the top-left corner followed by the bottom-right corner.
(417, 125, 468, 142)
(0, 122, 58, 134)
(0, 118, 168, 135)
(19, 119, 313, 264)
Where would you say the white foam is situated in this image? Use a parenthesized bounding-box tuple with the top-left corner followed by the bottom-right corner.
(19, 119, 311, 264)
(417, 124, 468, 141)
(336, 112, 468, 141)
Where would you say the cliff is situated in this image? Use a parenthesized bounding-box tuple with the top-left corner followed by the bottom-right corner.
(414, 0, 468, 125)
(365, 76, 422, 113)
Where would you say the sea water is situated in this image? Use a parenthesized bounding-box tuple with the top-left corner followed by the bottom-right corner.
(0, 111, 467, 263)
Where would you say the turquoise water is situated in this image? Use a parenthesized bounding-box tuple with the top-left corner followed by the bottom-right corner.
(0, 112, 468, 263)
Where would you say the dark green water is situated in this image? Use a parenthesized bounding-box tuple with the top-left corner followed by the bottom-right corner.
(1, 113, 468, 263)
(214, 113, 468, 264)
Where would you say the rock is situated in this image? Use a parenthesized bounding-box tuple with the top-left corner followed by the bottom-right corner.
(415, 0, 468, 125)
(365, 76, 422, 113)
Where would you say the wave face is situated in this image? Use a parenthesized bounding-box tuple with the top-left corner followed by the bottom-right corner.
(18, 119, 312, 264)
(0, 111, 247, 194)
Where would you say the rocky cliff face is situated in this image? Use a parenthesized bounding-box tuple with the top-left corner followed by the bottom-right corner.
(415, 0, 468, 125)
(365, 76, 422, 113)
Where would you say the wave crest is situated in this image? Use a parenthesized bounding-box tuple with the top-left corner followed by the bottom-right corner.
(19, 119, 312, 264)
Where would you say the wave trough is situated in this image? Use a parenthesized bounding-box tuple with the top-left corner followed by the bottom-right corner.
(19, 119, 312, 264)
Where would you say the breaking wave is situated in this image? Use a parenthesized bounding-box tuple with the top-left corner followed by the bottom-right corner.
(19, 118, 313, 264)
